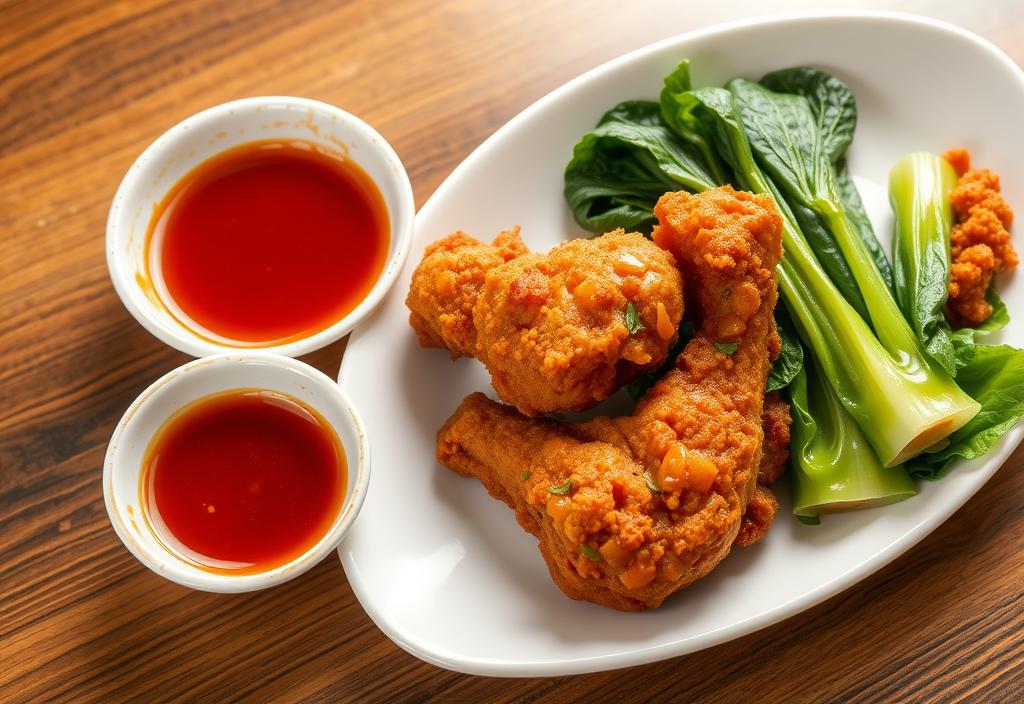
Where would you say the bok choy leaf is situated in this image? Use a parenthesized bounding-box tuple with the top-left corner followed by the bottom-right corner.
(759, 66, 895, 294)
(564, 100, 718, 232)
(767, 306, 804, 393)
(905, 344, 1024, 479)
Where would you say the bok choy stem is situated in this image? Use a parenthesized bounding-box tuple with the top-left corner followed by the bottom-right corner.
(790, 359, 917, 522)
(888, 152, 960, 374)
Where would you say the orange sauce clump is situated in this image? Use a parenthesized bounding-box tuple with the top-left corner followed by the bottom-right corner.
(147, 140, 389, 345)
(942, 148, 1017, 326)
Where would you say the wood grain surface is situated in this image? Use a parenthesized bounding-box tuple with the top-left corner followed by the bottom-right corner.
(2, 1, 1023, 702)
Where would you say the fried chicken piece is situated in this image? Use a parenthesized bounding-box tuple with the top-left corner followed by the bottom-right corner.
(942, 149, 1017, 327)
(407, 228, 528, 356)
(408, 228, 684, 416)
(438, 187, 783, 610)
(476, 230, 684, 415)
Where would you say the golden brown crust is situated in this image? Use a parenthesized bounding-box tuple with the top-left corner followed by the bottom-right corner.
(758, 392, 792, 486)
(438, 394, 652, 611)
(474, 229, 683, 416)
(437, 187, 784, 610)
(734, 485, 779, 548)
(407, 228, 684, 415)
(732, 394, 789, 549)
(406, 228, 528, 356)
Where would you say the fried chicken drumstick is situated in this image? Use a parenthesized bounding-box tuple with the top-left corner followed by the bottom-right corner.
(407, 228, 684, 416)
(437, 187, 784, 610)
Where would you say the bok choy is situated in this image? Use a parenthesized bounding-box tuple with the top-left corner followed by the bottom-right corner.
(888, 152, 960, 374)
(905, 344, 1024, 478)
(719, 73, 980, 465)
(564, 101, 719, 233)
(790, 360, 917, 523)
(889, 152, 1024, 479)
(658, 65, 979, 466)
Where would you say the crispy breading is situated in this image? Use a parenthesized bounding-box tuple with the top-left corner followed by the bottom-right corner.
(734, 486, 779, 548)
(729, 391, 792, 549)
(408, 228, 684, 415)
(406, 228, 528, 356)
(758, 392, 791, 486)
(475, 230, 684, 415)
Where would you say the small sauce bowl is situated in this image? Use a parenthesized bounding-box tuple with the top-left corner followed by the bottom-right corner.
(103, 352, 370, 592)
(106, 96, 414, 357)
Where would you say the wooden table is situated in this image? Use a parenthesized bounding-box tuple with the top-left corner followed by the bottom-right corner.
(3, 1, 1023, 701)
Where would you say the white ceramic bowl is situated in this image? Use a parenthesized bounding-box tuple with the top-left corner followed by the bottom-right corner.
(106, 96, 414, 358)
(104, 352, 370, 592)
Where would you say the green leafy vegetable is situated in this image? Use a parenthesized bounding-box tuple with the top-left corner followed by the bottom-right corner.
(888, 153, 1024, 478)
(757, 66, 856, 164)
(713, 341, 738, 355)
(785, 198, 872, 320)
(564, 100, 719, 232)
(835, 156, 893, 292)
(659, 61, 731, 185)
(549, 479, 572, 495)
(625, 301, 646, 334)
(757, 68, 894, 292)
(790, 360, 917, 522)
(719, 75, 980, 465)
(562, 57, 1024, 522)
(659, 81, 753, 192)
(888, 152, 959, 375)
(727, 75, 899, 313)
(906, 344, 1024, 479)
(520, 470, 531, 480)
(579, 543, 602, 561)
(950, 284, 1009, 369)
(758, 67, 893, 310)
(767, 307, 804, 392)
(659, 70, 978, 466)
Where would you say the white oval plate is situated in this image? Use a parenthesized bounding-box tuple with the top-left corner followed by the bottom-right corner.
(337, 11, 1024, 676)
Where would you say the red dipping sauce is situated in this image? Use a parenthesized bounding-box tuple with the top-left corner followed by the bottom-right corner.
(142, 390, 347, 573)
(146, 139, 389, 344)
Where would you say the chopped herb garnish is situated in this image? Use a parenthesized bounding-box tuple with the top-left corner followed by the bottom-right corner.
(625, 302, 646, 334)
(549, 479, 572, 495)
(520, 470, 531, 480)
(579, 543, 602, 561)
(714, 341, 738, 355)
(645, 475, 662, 494)
(722, 285, 732, 298)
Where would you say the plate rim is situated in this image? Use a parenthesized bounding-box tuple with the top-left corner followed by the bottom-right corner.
(338, 8, 1024, 677)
